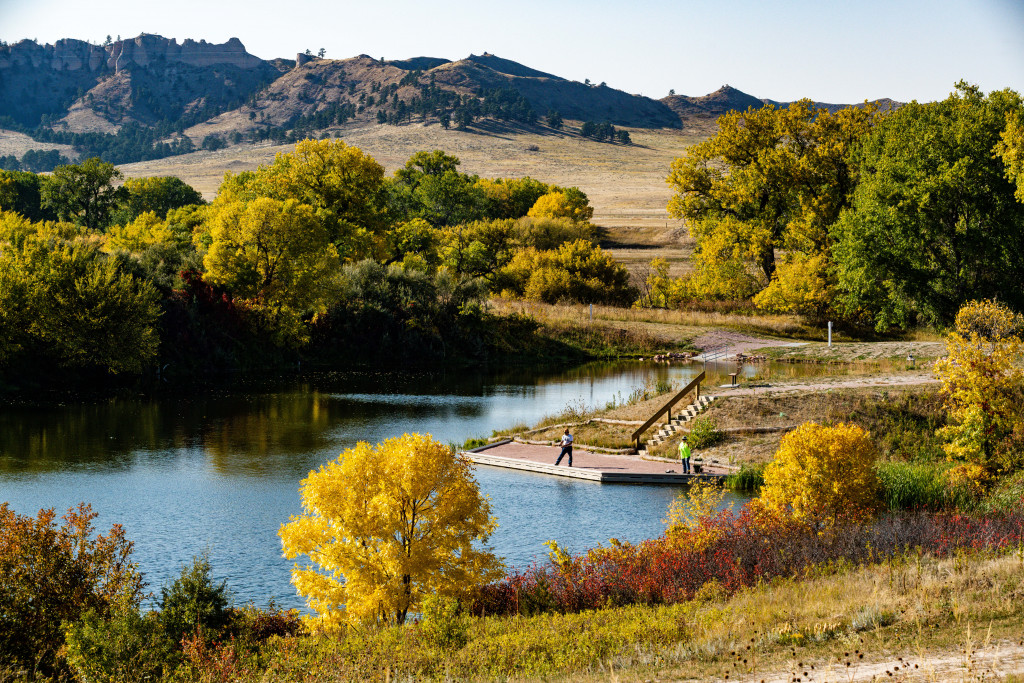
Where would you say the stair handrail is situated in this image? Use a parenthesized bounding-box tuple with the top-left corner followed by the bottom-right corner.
(701, 344, 730, 365)
(631, 370, 705, 451)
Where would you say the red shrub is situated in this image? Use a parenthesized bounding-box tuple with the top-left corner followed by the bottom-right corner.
(473, 507, 1024, 617)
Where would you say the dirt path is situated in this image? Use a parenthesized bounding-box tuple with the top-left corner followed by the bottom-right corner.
(715, 371, 939, 397)
(690, 330, 807, 359)
(733, 640, 1024, 682)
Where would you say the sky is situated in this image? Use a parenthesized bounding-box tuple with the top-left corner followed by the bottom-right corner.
(1, 0, 1022, 103)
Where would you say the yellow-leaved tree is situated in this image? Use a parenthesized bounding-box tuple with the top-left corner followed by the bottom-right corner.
(279, 433, 503, 631)
(203, 196, 340, 343)
(527, 188, 594, 222)
(759, 422, 879, 524)
(934, 300, 1024, 480)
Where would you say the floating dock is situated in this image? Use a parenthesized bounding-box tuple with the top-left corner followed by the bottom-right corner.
(462, 440, 729, 484)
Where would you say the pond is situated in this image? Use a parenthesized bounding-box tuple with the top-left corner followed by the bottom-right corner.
(0, 359, 844, 609)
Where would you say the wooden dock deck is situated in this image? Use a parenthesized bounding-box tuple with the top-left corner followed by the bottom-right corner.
(462, 440, 729, 484)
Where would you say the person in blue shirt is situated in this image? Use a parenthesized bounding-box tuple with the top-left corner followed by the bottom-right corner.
(555, 428, 573, 466)
(678, 436, 691, 474)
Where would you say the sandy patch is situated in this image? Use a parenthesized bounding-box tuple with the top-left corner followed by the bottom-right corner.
(738, 640, 1024, 682)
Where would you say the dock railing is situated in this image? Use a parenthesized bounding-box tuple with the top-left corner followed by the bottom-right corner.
(630, 370, 705, 451)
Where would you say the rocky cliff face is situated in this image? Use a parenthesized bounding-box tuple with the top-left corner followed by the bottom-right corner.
(105, 35, 264, 71)
(0, 34, 262, 73)
(0, 35, 274, 129)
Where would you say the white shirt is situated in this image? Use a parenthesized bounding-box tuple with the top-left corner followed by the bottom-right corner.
(560, 433, 573, 446)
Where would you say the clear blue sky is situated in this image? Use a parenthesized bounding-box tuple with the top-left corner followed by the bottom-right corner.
(1, 0, 1021, 103)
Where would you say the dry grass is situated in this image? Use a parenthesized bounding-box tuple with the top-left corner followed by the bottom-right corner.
(117, 122, 703, 216)
(0, 129, 77, 160)
(253, 551, 1024, 682)
(492, 299, 806, 345)
(755, 340, 947, 363)
(606, 551, 1024, 682)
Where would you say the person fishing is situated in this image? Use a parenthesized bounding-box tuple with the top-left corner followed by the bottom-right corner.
(555, 428, 573, 467)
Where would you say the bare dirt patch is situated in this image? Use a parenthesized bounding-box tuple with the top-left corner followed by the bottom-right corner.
(738, 641, 1024, 682)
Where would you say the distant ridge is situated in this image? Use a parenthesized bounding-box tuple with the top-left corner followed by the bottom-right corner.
(662, 84, 901, 119)
(0, 34, 900, 166)
(464, 53, 561, 80)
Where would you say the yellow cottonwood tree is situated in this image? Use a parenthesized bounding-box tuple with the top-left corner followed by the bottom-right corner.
(760, 422, 878, 524)
(666, 100, 879, 313)
(934, 300, 1024, 477)
(527, 188, 594, 222)
(996, 110, 1024, 203)
(279, 433, 502, 631)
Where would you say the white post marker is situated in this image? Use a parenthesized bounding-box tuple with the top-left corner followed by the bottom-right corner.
(590, 303, 593, 322)
(828, 321, 832, 347)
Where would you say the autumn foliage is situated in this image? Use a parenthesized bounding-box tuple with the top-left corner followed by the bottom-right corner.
(474, 501, 1024, 618)
(0, 503, 145, 677)
(934, 300, 1024, 480)
(759, 422, 880, 524)
(279, 433, 503, 631)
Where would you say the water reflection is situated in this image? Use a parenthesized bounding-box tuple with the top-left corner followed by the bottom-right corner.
(0, 359, 867, 606)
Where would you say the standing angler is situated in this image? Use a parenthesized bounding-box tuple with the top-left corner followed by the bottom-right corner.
(555, 428, 573, 467)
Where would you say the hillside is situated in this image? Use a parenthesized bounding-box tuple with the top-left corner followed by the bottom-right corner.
(0, 35, 287, 133)
(0, 33, 897, 168)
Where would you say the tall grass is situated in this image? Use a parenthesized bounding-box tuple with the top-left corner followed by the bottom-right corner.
(875, 461, 954, 510)
(189, 551, 1024, 682)
(725, 463, 765, 492)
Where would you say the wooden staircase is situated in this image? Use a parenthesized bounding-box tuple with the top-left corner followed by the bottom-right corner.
(631, 370, 712, 454)
(642, 395, 717, 451)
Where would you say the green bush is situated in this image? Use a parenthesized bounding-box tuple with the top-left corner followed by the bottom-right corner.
(687, 416, 724, 450)
(64, 609, 178, 683)
(158, 554, 231, 646)
(420, 595, 470, 651)
(980, 470, 1024, 514)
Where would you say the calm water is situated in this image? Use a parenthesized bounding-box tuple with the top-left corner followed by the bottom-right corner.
(0, 360, 833, 608)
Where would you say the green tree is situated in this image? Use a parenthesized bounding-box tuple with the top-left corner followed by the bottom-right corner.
(158, 555, 231, 646)
(279, 433, 502, 631)
(392, 150, 484, 227)
(834, 84, 1024, 329)
(0, 169, 57, 221)
(0, 224, 161, 374)
(41, 157, 126, 230)
(203, 196, 340, 342)
(230, 139, 390, 259)
(119, 175, 205, 221)
(995, 107, 1024, 202)
(667, 100, 878, 315)
(475, 176, 551, 219)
